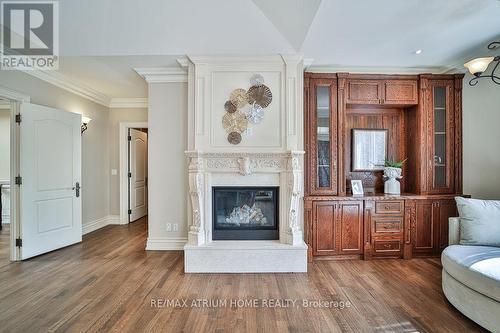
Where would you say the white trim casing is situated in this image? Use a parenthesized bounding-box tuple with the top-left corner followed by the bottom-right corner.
(109, 98, 148, 109)
(119, 122, 148, 225)
(146, 237, 188, 250)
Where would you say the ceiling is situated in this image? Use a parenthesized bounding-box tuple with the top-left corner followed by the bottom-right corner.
(23, 0, 500, 100)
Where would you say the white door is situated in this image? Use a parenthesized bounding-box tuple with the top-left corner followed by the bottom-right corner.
(129, 129, 148, 222)
(19, 103, 82, 259)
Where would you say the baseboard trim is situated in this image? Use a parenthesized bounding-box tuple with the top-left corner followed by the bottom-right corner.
(146, 237, 188, 251)
(82, 215, 121, 235)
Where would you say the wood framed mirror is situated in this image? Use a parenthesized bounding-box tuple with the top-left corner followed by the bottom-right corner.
(351, 129, 387, 171)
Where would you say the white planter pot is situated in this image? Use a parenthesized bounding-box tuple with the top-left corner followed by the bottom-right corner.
(384, 167, 402, 195)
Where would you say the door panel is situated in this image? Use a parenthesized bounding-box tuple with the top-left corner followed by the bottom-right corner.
(309, 79, 338, 195)
(439, 199, 458, 250)
(338, 201, 363, 254)
(313, 201, 337, 256)
(20, 103, 81, 259)
(383, 80, 418, 105)
(414, 200, 434, 251)
(428, 80, 455, 194)
(129, 129, 148, 222)
(346, 80, 381, 104)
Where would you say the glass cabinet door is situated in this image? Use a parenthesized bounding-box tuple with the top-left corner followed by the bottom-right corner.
(310, 79, 337, 195)
(429, 80, 454, 193)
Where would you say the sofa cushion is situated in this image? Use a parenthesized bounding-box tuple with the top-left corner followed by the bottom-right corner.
(442, 245, 500, 302)
(455, 197, 500, 246)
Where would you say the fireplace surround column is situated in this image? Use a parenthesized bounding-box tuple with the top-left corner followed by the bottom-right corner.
(187, 151, 205, 246)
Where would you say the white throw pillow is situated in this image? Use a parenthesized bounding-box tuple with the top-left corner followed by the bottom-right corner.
(455, 197, 500, 247)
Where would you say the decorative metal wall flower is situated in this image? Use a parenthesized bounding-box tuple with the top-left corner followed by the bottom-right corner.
(222, 74, 273, 145)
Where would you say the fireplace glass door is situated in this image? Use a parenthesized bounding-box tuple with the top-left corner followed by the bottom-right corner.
(212, 187, 279, 240)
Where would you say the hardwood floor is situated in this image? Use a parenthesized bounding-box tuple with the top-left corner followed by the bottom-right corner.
(0, 218, 485, 333)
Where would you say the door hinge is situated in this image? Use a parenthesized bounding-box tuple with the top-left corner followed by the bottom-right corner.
(15, 238, 22, 247)
(128, 172, 132, 178)
(128, 135, 132, 141)
(15, 114, 21, 123)
(128, 209, 132, 215)
(15, 176, 22, 185)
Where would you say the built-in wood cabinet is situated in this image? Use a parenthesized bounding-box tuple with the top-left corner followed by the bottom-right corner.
(383, 80, 419, 105)
(311, 200, 363, 258)
(411, 198, 457, 257)
(345, 78, 418, 105)
(425, 79, 456, 194)
(306, 77, 338, 195)
(304, 72, 464, 261)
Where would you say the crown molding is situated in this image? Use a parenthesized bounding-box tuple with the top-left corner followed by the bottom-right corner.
(134, 67, 188, 83)
(23, 70, 111, 106)
(303, 58, 314, 69)
(187, 54, 285, 66)
(0, 85, 31, 102)
(109, 98, 148, 109)
(305, 64, 465, 75)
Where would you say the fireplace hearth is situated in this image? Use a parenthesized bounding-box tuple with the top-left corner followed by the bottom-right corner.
(212, 187, 279, 240)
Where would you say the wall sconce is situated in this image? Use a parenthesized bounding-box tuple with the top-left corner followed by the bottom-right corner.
(81, 116, 92, 134)
(464, 41, 500, 86)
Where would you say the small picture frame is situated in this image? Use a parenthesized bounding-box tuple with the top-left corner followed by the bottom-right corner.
(351, 180, 364, 195)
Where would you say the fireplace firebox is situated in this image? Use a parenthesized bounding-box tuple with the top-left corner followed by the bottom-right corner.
(212, 187, 279, 240)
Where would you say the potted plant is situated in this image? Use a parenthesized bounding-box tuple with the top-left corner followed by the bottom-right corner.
(383, 159, 407, 195)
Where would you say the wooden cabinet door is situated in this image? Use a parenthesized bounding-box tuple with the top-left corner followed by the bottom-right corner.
(312, 200, 363, 256)
(427, 80, 455, 194)
(438, 199, 458, 251)
(346, 80, 381, 104)
(312, 201, 338, 256)
(308, 79, 338, 195)
(382, 80, 418, 105)
(413, 200, 439, 256)
(338, 201, 364, 254)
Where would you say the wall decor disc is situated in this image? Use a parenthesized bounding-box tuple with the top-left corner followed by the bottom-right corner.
(250, 74, 265, 86)
(246, 103, 264, 124)
(224, 100, 237, 113)
(229, 88, 248, 108)
(247, 84, 272, 108)
(227, 131, 242, 145)
(222, 111, 248, 133)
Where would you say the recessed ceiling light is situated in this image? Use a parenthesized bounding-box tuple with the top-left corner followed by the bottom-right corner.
(414, 49, 423, 55)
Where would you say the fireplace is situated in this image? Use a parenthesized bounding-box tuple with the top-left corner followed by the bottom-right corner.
(212, 187, 279, 240)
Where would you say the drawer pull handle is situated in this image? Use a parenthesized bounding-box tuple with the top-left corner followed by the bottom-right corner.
(385, 205, 391, 210)
(383, 244, 391, 248)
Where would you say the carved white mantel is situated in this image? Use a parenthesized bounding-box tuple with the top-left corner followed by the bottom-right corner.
(185, 150, 305, 247)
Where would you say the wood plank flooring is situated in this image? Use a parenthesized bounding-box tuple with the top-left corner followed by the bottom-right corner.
(0, 218, 485, 333)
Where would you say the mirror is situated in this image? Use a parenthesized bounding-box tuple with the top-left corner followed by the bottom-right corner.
(352, 129, 387, 171)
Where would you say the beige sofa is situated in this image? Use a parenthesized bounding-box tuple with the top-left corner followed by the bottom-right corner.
(442, 217, 500, 333)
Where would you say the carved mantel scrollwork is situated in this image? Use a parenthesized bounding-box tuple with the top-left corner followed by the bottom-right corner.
(185, 150, 305, 247)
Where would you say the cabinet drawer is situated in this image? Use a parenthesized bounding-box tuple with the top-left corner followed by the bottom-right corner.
(373, 240, 401, 253)
(373, 217, 402, 233)
(375, 201, 404, 214)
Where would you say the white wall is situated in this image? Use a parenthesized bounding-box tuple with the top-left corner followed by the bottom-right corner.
(463, 73, 500, 199)
(0, 109, 9, 180)
(0, 108, 10, 223)
(0, 71, 110, 225)
(108, 107, 148, 215)
(148, 82, 188, 242)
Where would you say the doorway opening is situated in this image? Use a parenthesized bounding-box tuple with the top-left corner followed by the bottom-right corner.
(0, 99, 11, 263)
(119, 122, 148, 225)
(128, 128, 148, 223)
